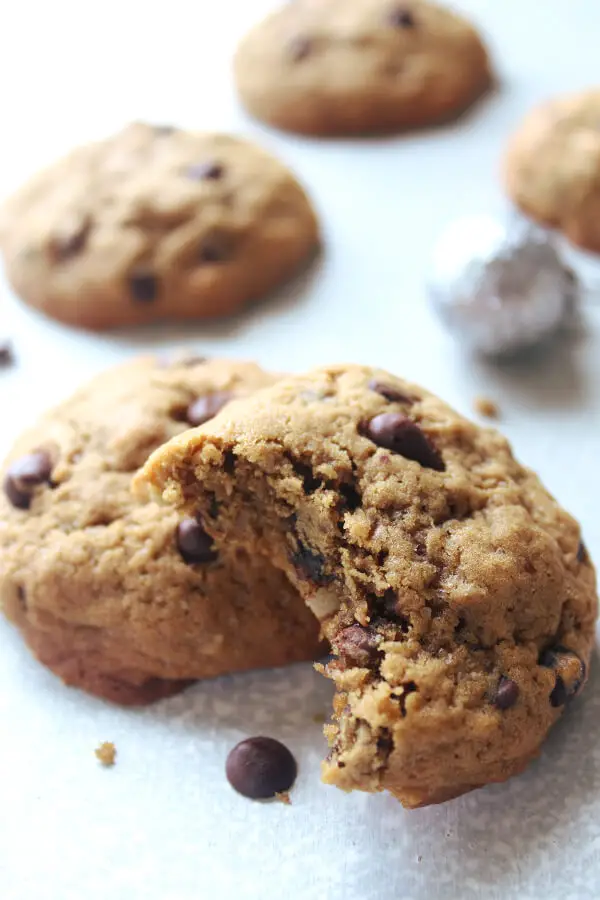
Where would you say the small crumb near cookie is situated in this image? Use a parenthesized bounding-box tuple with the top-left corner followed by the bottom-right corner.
(275, 791, 292, 805)
(473, 395, 499, 419)
(95, 741, 116, 766)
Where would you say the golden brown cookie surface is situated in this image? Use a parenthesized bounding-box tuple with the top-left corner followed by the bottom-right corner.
(0, 124, 319, 329)
(138, 364, 597, 805)
(504, 89, 600, 253)
(234, 0, 492, 136)
(0, 356, 321, 705)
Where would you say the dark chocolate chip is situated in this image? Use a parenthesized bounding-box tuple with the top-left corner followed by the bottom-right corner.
(364, 413, 445, 471)
(392, 681, 417, 717)
(577, 541, 589, 564)
(226, 736, 297, 800)
(129, 267, 158, 303)
(492, 676, 519, 710)
(387, 7, 416, 28)
(186, 161, 224, 181)
(540, 647, 586, 707)
(368, 379, 412, 403)
(176, 517, 218, 564)
(4, 451, 53, 509)
(288, 36, 312, 61)
(186, 391, 233, 427)
(293, 462, 322, 494)
(51, 216, 92, 261)
(16, 586, 26, 610)
(291, 541, 333, 585)
(334, 625, 381, 668)
(0, 341, 14, 366)
(198, 233, 230, 264)
(339, 483, 361, 511)
(376, 729, 394, 757)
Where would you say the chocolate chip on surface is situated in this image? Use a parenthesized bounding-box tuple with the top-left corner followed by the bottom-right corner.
(540, 647, 586, 707)
(176, 517, 218, 564)
(368, 380, 412, 403)
(334, 625, 381, 668)
(0, 340, 14, 366)
(291, 541, 333, 585)
(493, 676, 519, 710)
(129, 267, 158, 303)
(186, 391, 233, 427)
(364, 413, 445, 471)
(186, 161, 224, 181)
(226, 736, 297, 800)
(4, 451, 53, 509)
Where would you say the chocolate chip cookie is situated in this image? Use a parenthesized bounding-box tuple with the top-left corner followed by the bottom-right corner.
(504, 89, 600, 253)
(0, 123, 319, 329)
(0, 356, 321, 705)
(137, 364, 597, 807)
(234, 0, 493, 136)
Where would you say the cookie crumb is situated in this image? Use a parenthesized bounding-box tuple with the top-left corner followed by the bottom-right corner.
(275, 791, 292, 805)
(95, 741, 116, 766)
(0, 340, 14, 366)
(473, 395, 499, 419)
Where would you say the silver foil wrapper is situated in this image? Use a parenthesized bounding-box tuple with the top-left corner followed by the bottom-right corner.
(427, 215, 578, 356)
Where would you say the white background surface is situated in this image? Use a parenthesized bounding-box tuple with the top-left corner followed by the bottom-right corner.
(0, 1, 600, 898)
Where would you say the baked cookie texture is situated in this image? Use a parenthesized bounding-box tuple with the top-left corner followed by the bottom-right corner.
(234, 0, 492, 136)
(504, 89, 600, 253)
(138, 364, 597, 807)
(0, 123, 319, 330)
(0, 356, 321, 705)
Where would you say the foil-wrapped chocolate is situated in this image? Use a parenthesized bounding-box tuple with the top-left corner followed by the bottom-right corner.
(427, 214, 578, 356)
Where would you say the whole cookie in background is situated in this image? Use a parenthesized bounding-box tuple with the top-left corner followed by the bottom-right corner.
(504, 90, 600, 253)
(0, 123, 319, 329)
(138, 364, 597, 807)
(0, 357, 322, 705)
(234, 0, 493, 136)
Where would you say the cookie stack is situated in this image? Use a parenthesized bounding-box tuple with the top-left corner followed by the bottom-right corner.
(1, 357, 595, 808)
(0, 0, 598, 811)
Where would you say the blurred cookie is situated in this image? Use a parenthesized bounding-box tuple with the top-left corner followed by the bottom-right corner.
(0, 124, 319, 329)
(504, 90, 600, 253)
(234, 0, 492, 136)
(0, 356, 321, 705)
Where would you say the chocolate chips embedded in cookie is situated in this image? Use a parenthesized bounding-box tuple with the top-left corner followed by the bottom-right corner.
(334, 625, 381, 668)
(291, 541, 333, 585)
(288, 36, 313, 62)
(129, 267, 158, 303)
(368, 380, 412, 403)
(176, 517, 218, 564)
(364, 413, 445, 471)
(186, 162, 224, 181)
(50, 216, 92, 262)
(387, 6, 416, 28)
(577, 540, 589, 564)
(186, 391, 233, 427)
(492, 676, 519, 710)
(198, 232, 231, 264)
(226, 736, 297, 800)
(540, 648, 586, 707)
(4, 451, 53, 509)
